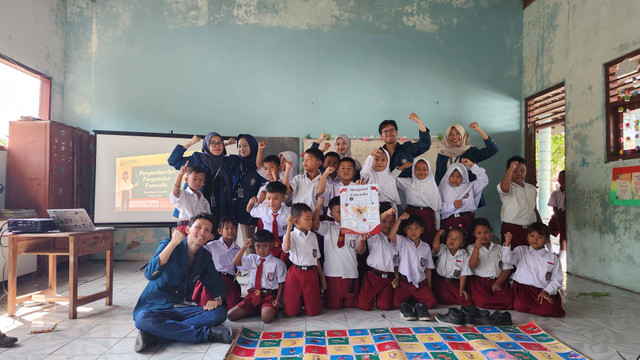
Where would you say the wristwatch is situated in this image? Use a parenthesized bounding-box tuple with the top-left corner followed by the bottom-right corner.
(213, 296, 222, 301)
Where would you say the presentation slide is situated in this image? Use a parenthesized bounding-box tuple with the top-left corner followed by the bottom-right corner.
(94, 131, 237, 225)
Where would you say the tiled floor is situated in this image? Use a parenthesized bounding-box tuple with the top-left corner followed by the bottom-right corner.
(1, 260, 639, 359)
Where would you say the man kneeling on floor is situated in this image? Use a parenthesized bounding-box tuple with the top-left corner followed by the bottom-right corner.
(133, 213, 231, 352)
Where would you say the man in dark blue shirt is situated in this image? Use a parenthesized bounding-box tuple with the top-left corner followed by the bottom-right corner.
(379, 113, 431, 178)
(133, 214, 230, 352)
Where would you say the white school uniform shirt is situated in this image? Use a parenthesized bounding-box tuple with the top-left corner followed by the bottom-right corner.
(502, 245, 563, 295)
(497, 182, 538, 225)
(203, 238, 241, 275)
(465, 242, 513, 278)
(361, 150, 401, 206)
(289, 172, 322, 208)
(317, 220, 359, 279)
(547, 189, 566, 210)
(439, 163, 489, 219)
(435, 245, 473, 279)
(169, 187, 211, 221)
(322, 177, 346, 204)
(284, 227, 321, 266)
(394, 159, 442, 228)
(249, 203, 291, 237)
(240, 254, 287, 290)
(366, 233, 398, 273)
(396, 235, 434, 287)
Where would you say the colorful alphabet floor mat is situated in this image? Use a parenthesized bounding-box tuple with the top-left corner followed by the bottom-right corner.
(223, 321, 587, 359)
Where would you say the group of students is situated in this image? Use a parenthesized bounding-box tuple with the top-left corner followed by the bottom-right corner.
(131, 113, 567, 351)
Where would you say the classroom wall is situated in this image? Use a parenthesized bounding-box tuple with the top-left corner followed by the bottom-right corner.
(523, 0, 640, 292)
(62, 0, 523, 259)
(0, 0, 66, 122)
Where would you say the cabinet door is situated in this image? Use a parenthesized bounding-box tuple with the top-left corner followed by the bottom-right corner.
(48, 121, 74, 210)
(73, 128, 93, 212)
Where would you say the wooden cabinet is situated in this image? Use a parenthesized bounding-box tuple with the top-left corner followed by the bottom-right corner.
(6, 120, 92, 216)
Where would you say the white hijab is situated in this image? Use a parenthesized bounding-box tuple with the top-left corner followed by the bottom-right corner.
(279, 151, 299, 178)
(362, 148, 400, 206)
(397, 159, 442, 211)
(438, 163, 481, 206)
(439, 124, 473, 158)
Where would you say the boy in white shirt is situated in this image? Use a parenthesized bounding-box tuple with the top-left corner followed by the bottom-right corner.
(227, 230, 287, 323)
(388, 213, 438, 321)
(313, 196, 360, 309)
(247, 181, 291, 262)
(282, 203, 327, 317)
(202, 217, 242, 308)
(285, 148, 334, 209)
(170, 162, 211, 235)
(497, 156, 541, 248)
(355, 205, 399, 311)
(502, 223, 565, 317)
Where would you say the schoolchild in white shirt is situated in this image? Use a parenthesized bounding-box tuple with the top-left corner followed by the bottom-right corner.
(388, 213, 438, 321)
(285, 148, 334, 209)
(313, 196, 360, 309)
(355, 204, 399, 311)
(432, 228, 473, 306)
(361, 148, 401, 208)
(202, 217, 242, 308)
(502, 223, 565, 317)
(498, 156, 541, 248)
(466, 218, 513, 310)
(227, 230, 287, 323)
(170, 162, 211, 235)
(439, 159, 488, 242)
(394, 158, 442, 246)
(246, 181, 291, 262)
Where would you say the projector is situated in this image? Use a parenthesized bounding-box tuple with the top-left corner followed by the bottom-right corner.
(7, 218, 57, 233)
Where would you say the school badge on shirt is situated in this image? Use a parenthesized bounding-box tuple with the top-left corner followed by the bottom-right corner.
(267, 272, 275, 282)
(349, 239, 356, 248)
(420, 257, 427, 267)
(453, 270, 461, 278)
(498, 260, 503, 269)
(313, 249, 318, 258)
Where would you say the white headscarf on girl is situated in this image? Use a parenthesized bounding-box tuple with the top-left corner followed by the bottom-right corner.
(279, 151, 299, 178)
(439, 124, 473, 158)
(396, 158, 442, 212)
(334, 134, 362, 170)
(438, 163, 482, 207)
(361, 148, 400, 206)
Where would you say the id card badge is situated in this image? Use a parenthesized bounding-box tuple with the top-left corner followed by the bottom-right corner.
(210, 195, 216, 206)
(237, 186, 244, 199)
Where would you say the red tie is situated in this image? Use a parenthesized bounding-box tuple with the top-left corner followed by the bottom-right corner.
(272, 213, 280, 248)
(337, 229, 345, 248)
(253, 258, 266, 304)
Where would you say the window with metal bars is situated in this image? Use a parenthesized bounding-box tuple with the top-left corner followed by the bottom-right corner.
(605, 48, 640, 162)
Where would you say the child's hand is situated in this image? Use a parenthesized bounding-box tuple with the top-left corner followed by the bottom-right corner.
(508, 160, 519, 172)
(460, 158, 474, 167)
(436, 229, 446, 237)
(359, 233, 372, 242)
(272, 299, 281, 308)
(284, 160, 292, 170)
(381, 208, 396, 220)
(325, 166, 336, 175)
(243, 238, 253, 248)
(474, 238, 483, 248)
(469, 122, 482, 132)
(317, 133, 329, 142)
(398, 212, 410, 221)
(320, 276, 327, 291)
(491, 282, 503, 293)
(537, 290, 553, 304)
(321, 143, 331, 152)
(179, 160, 190, 174)
(286, 216, 294, 226)
(249, 196, 258, 206)
(316, 196, 325, 206)
(397, 161, 412, 171)
(188, 135, 201, 147)
(355, 179, 367, 185)
(391, 276, 399, 289)
(460, 288, 470, 301)
(258, 141, 267, 149)
(409, 113, 422, 124)
(454, 200, 463, 208)
(370, 148, 384, 157)
(503, 232, 513, 246)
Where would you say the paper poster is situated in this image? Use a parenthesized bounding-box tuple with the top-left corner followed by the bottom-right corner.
(340, 184, 381, 234)
(610, 165, 640, 205)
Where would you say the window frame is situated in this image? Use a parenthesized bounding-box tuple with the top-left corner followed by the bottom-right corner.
(604, 48, 640, 162)
(0, 53, 52, 150)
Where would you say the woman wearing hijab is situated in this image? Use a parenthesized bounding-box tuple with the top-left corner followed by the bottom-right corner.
(168, 132, 235, 222)
(229, 134, 266, 241)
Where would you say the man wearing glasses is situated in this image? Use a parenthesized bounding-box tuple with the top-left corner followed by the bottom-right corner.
(378, 113, 431, 178)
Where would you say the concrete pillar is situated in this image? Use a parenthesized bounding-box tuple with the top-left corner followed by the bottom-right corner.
(537, 127, 552, 220)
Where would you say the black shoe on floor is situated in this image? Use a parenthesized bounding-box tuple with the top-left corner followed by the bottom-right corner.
(460, 305, 489, 326)
(208, 323, 232, 344)
(414, 303, 431, 321)
(400, 302, 417, 321)
(435, 307, 465, 326)
(490, 311, 513, 326)
(0, 333, 17, 348)
(134, 330, 158, 353)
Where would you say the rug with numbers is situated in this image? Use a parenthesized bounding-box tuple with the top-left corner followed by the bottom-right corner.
(223, 320, 586, 359)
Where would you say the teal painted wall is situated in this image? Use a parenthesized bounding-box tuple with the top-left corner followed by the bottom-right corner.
(60, 0, 523, 259)
(524, 0, 640, 292)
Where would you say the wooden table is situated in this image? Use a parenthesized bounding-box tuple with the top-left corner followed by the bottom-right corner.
(6, 228, 115, 319)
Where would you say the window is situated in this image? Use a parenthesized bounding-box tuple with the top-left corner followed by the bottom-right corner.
(0, 53, 52, 148)
(605, 48, 640, 162)
(524, 83, 565, 184)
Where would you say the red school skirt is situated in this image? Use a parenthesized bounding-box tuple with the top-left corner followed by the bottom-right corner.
(512, 281, 565, 317)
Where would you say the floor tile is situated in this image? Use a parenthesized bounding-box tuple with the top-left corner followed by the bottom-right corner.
(51, 337, 120, 355)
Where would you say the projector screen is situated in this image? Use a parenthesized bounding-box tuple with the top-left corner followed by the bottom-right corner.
(94, 131, 238, 226)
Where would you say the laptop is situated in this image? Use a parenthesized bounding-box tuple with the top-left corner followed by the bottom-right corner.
(47, 209, 96, 232)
